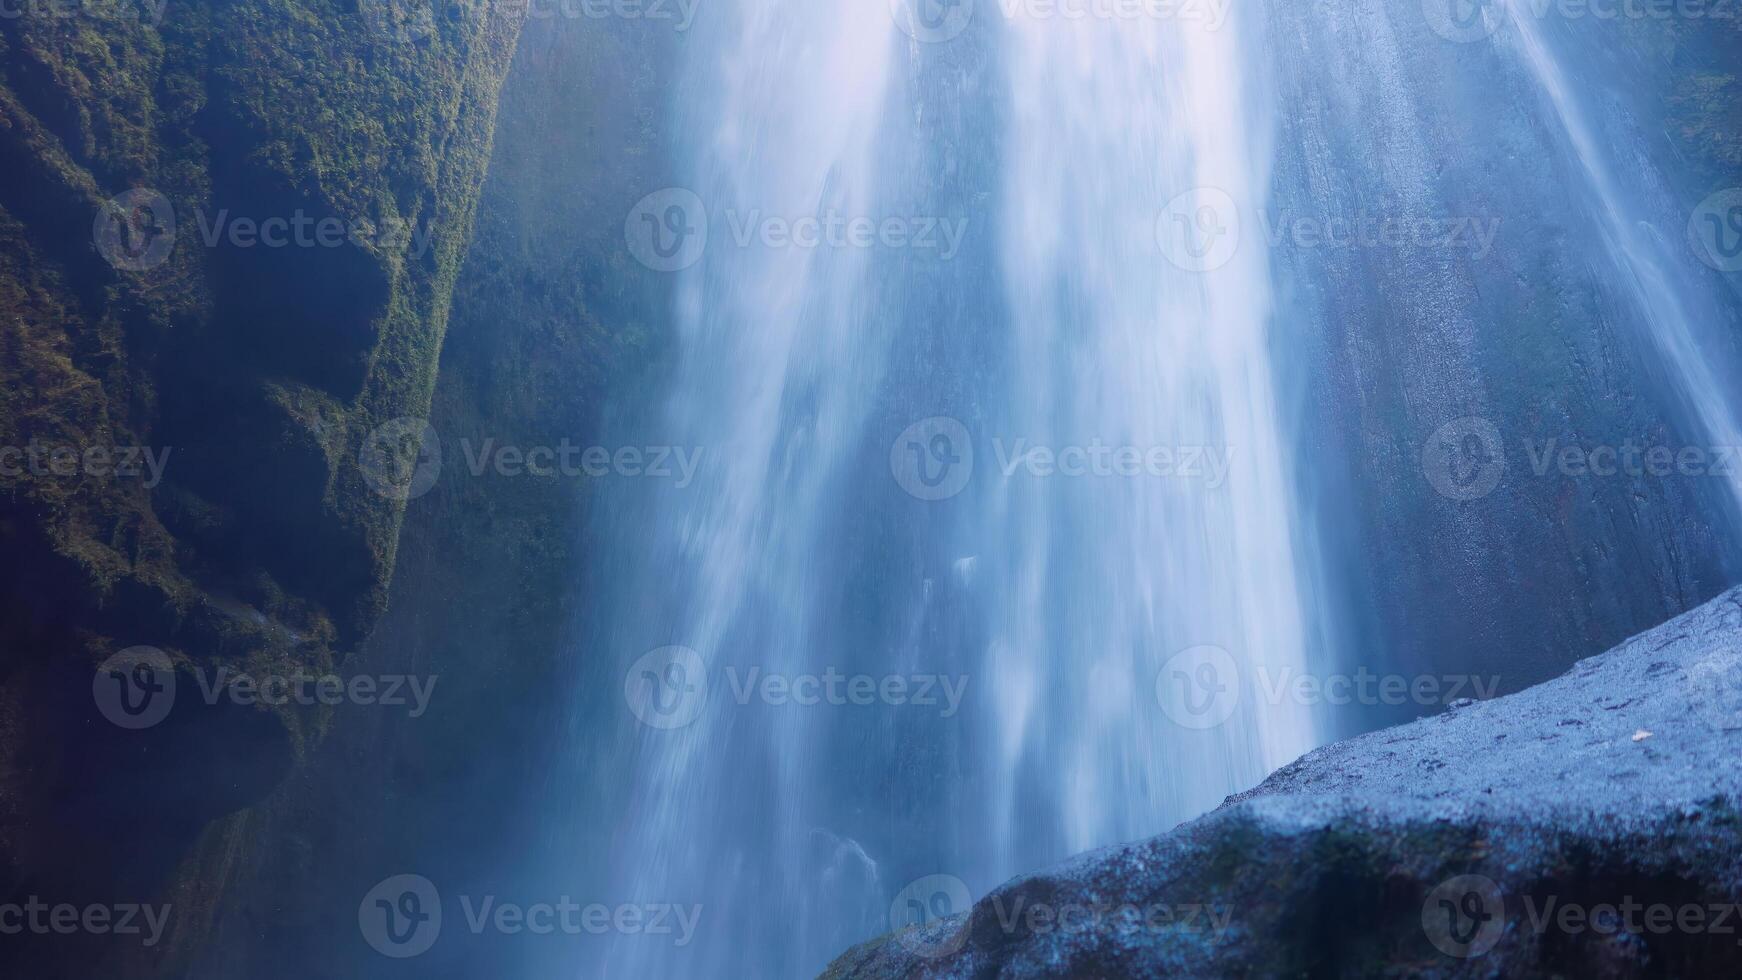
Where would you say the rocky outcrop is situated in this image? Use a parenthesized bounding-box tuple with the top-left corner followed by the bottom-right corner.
(168, 10, 681, 977)
(826, 586, 1742, 978)
(0, 2, 524, 975)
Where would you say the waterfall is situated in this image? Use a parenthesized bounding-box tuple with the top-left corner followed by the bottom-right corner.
(985, 4, 1317, 862)
(518, 2, 1742, 978)
(1499, 0, 1742, 517)
(578, 4, 1327, 976)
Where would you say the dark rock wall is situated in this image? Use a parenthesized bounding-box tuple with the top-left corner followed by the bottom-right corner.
(1263, 3, 1742, 731)
(173, 11, 678, 980)
(0, 1, 524, 975)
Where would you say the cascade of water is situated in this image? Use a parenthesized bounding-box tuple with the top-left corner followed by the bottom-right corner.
(1500, 0, 1742, 516)
(982, 5, 1318, 866)
(582, 4, 1325, 976)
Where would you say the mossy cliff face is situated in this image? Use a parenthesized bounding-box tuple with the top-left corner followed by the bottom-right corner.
(0, 1, 523, 974)
(168, 11, 679, 977)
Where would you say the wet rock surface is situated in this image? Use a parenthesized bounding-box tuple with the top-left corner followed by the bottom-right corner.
(825, 586, 1742, 978)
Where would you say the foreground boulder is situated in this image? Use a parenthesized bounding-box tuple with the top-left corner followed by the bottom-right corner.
(825, 586, 1742, 978)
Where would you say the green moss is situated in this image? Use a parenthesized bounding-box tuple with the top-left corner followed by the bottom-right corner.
(0, 4, 527, 971)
